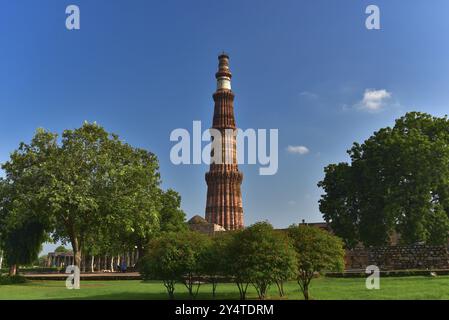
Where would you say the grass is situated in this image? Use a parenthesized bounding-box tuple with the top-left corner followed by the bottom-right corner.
(0, 276, 449, 300)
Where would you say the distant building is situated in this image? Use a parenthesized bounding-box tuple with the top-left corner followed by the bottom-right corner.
(188, 215, 226, 236)
(46, 251, 74, 268)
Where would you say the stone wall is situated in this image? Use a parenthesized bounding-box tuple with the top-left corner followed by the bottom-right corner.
(345, 245, 449, 270)
(345, 248, 369, 270)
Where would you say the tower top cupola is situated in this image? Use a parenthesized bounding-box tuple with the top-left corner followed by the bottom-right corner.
(216, 53, 232, 91)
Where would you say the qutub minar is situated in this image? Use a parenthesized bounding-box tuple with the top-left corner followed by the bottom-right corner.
(205, 53, 244, 230)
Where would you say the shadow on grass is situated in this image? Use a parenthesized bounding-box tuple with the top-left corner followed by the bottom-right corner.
(64, 283, 299, 300)
(3, 279, 303, 300)
(64, 292, 298, 300)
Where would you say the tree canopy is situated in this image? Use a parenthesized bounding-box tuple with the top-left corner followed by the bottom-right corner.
(199, 232, 232, 297)
(319, 112, 449, 247)
(140, 230, 209, 299)
(0, 178, 47, 275)
(224, 222, 298, 300)
(288, 224, 345, 300)
(0, 122, 185, 271)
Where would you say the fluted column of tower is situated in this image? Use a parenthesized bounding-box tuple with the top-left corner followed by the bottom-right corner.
(205, 53, 244, 230)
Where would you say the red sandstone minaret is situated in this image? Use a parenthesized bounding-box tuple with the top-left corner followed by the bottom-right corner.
(205, 53, 244, 230)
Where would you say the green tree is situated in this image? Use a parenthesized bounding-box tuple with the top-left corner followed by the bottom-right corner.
(0, 180, 47, 275)
(226, 222, 298, 300)
(318, 163, 360, 248)
(319, 112, 449, 247)
(288, 224, 345, 300)
(1, 130, 57, 275)
(426, 205, 449, 245)
(1, 221, 46, 275)
(139, 230, 209, 299)
(139, 234, 182, 299)
(199, 232, 232, 297)
(224, 229, 251, 300)
(271, 231, 298, 297)
(159, 189, 187, 233)
(2, 123, 161, 268)
(178, 231, 210, 298)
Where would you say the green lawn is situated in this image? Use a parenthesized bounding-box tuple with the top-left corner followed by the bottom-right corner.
(1, 276, 449, 300)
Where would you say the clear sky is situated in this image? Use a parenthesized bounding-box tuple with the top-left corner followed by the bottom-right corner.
(1, 0, 449, 253)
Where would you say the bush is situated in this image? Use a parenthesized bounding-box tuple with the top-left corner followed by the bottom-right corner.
(225, 222, 298, 300)
(288, 224, 345, 300)
(0, 274, 28, 285)
(199, 232, 233, 297)
(139, 230, 210, 299)
(12, 267, 60, 274)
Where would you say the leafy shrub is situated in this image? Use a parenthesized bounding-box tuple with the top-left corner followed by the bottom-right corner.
(0, 274, 28, 285)
(225, 222, 298, 300)
(288, 224, 345, 300)
(139, 230, 209, 299)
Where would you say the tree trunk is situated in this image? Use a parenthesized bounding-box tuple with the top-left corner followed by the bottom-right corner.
(275, 280, 285, 297)
(81, 255, 86, 273)
(255, 282, 268, 300)
(9, 264, 17, 276)
(0, 251, 3, 270)
(303, 286, 310, 300)
(164, 280, 175, 300)
(212, 280, 218, 298)
(90, 256, 95, 273)
(136, 249, 140, 264)
(298, 273, 312, 300)
(137, 246, 144, 266)
(74, 250, 81, 269)
(236, 282, 248, 300)
(97, 256, 101, 272)
(71, 235, 82, 269)
(110, 257, 115, 272)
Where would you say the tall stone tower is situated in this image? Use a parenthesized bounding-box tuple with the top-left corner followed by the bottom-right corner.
(205, 53, 244, 230)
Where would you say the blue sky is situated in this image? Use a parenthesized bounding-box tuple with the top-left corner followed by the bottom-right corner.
(1, 0, 449, 253)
